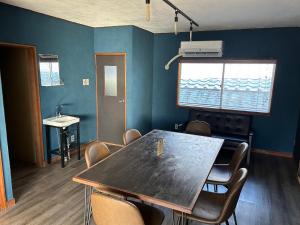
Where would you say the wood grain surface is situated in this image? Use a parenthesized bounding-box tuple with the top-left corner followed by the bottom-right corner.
(73, 130, 224, 213)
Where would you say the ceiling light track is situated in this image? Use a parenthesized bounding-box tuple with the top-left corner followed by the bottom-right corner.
(174, 10, 179, 35)
(162, 0, 199, 27)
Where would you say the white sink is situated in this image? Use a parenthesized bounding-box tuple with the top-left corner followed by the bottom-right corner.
(43, 115, 80, 128)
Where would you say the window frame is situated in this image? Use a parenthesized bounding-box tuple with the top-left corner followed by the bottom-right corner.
(38, 54, 62, 87)
(177, 59, 277, 116)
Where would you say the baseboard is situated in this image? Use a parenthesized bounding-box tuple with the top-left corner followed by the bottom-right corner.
(252, 148, 293, 158)
(46, 140, 96, 165)
(0, 198, 16, 211)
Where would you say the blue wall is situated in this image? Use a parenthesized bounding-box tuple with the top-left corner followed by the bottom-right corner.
(1, 2, 300, 203)
(131, 27, 153, 133)
(0, 3, 96, 200)
(152, 28, 300, 152)
(94, 26, 153, 134)
(0, 3, 96, 148)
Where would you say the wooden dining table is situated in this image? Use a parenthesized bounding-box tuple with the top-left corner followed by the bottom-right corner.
(73, 129, 224, 225)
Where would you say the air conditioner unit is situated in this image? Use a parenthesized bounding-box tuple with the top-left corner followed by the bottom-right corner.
(165, 40, 223, 70)
(179, 41, 223, 57)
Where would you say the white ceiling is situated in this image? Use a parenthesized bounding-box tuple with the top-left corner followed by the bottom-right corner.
(1, 0, 300, 33)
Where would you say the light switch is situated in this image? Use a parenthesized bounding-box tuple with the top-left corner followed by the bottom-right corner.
(82, 79, 89, 86)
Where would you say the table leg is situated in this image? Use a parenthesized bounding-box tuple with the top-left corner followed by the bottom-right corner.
(181, 212, 187, 225)
(46, 126, 51, 164)
(172, 211, 186, 225)
(84, 185, 87, 225)
(60, 128, 65, 168)
(77, 122, 81, 160)
(172, 210, 176, 225)
(84, 185, 92, 225)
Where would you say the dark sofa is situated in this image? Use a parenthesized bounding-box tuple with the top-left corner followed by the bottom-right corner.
(188, 109, 253, 165)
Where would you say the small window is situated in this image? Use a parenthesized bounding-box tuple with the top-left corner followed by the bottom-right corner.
(39, 54, 63, 86)
(104, 65, 117, 96)
(177, 60, 276, 114)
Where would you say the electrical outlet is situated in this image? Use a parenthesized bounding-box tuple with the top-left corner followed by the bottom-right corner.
(71, 134, 75, 143)
(82, 79, 89, 86)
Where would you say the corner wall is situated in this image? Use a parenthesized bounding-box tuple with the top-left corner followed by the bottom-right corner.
(94, 26, 154, 134)
(0, 3, 95, 200)
(131, 27, 154, 133)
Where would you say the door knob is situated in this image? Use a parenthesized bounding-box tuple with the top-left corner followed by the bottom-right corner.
(118, 99, 125, 103)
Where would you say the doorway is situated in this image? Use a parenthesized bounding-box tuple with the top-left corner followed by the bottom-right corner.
(0, 43, 44, 205)
(95, 53, 126, 145)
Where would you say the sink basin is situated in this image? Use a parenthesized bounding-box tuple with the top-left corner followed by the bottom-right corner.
(43, 115, 80, 128)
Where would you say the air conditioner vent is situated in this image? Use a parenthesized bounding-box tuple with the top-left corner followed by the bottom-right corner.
(179, 41, 223, 58)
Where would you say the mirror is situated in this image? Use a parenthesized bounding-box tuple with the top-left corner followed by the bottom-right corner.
(39, 54, 63, 86)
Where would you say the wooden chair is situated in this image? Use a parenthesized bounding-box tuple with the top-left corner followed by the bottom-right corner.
(174, 168, 248, 225)
(85, 141, 110, 168)
(84, 142, 122, 196)
(123, 129, 142, 145)
(84, 141, 125, 224)
(206, 142, 248, 192)
(91, 192, 165, 225)
(185, 120, 212, 136)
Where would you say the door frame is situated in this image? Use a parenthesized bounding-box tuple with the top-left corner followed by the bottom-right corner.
(95, 52, 127, 144)
(0, 42, 44, 208)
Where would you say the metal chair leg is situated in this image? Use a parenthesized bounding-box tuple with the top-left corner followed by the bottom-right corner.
(233, 211, 238, 225)
(206, 183, 209, 191)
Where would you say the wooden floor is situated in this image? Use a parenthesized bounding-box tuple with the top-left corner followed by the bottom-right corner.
(0, 153, 299, 225)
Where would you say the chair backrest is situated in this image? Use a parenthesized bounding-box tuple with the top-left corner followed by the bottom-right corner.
(185, 120, 211, 136)
(219, 168, 248, 222)
(189, 110, 251, 137)
(123, 129, 142, 145)
(85, 142, 110, 168)
(229, 142, 248, 173)
(91, 193, 145, 225)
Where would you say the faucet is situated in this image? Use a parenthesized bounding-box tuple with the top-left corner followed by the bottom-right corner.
(56, 104, 63, 117)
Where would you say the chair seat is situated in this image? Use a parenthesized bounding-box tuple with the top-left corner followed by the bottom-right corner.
(174, 168, 248, 225)
(206, 164, 232, 185)
(176, 191, 226, 224)
(132, 201, 165, 225)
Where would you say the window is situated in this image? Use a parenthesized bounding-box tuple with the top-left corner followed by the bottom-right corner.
(39, 54, 62, 86)
(104, 65, 118, 96)
(178, 60, 276, 114)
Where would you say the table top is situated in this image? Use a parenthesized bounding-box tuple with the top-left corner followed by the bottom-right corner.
(73, 130, 224, 213)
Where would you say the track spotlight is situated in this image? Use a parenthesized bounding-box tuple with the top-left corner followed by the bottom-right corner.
(146, 0, 151, 21)
(189, 21, 193, 41)
(174, 10, 178, 35)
